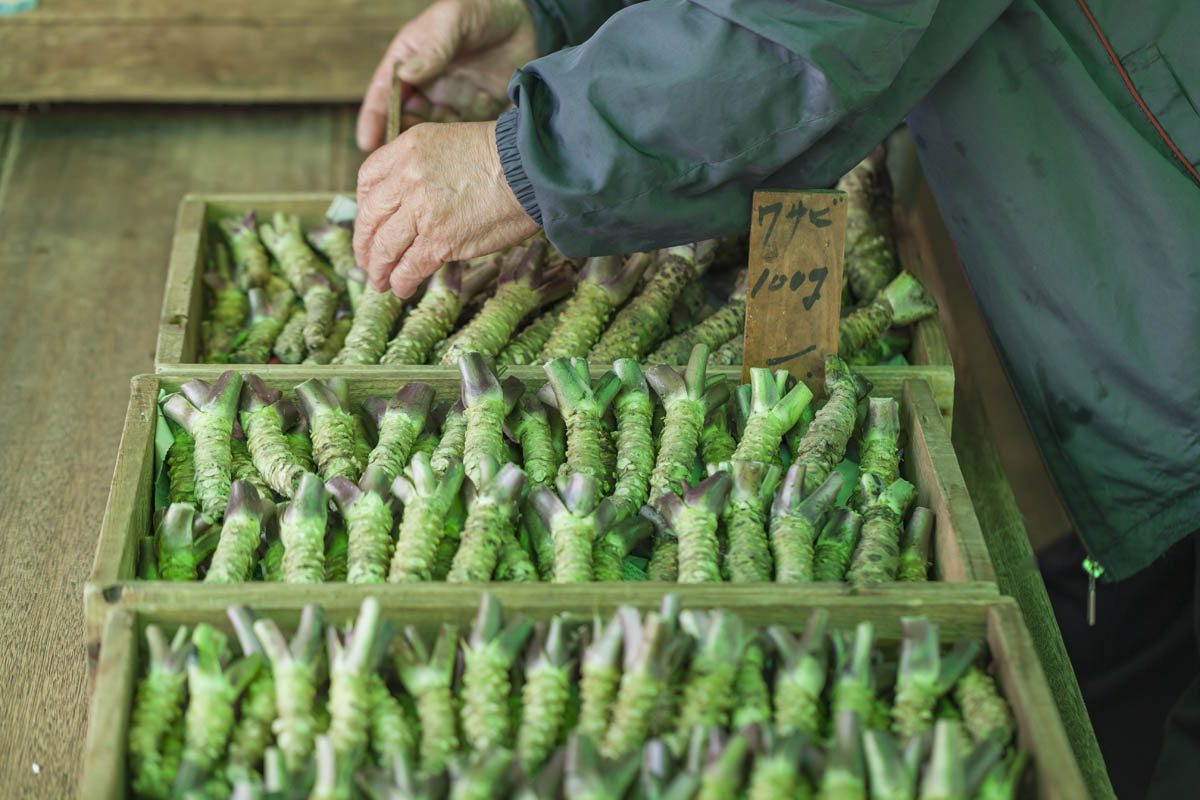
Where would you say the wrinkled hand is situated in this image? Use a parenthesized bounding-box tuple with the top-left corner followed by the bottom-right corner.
(356, 0, 536, 151)
(355, 120, 540, 298)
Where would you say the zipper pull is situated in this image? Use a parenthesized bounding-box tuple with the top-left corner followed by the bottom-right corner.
(1082, 557, 1105, 627)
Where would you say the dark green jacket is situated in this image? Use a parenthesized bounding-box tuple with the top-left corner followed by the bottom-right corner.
(496, 0, 1200, 580)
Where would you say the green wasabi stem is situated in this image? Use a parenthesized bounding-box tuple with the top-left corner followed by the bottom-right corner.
(517, 618, 572, 773)
(818, 711, 867, 800)
(497, 301, 564, 366)
(389, 453, 465, 581)
(206, 480, 273, 583)
(273, 303, 307, 363)
(506, 397, 559, 489)
(368, 674, 418, 768)
(698, 404, 737, 468)
(542, 253, 653, 360)
(239, 376, 306, 497)
(382, 258, 497, 364)
(696, 729, 750, 800)
(226, 607, 277, 783)
(334, 288, 404, 366)
(863, 729, 917, 800)
(496, 529, 539, 582)
(578, 615, 624, 743)
(254, 605, 324, 777)
(840, 272, 937, 357)
(430, 401, 466, 479)
(162, 371, 244, 521)
(304, 277, 339, 354)
(855, 397, 901, 507)
(261, 748, 286, 795)
(530, 473, 600, 583)
(327, 472, 395, 584)
(173, 626, 263, 794)
(459, 355, 521, 486)
(892, 619, 981, 739)
(442, 241, 575, 363)
(460, 594, 534, 751)
(325, 377, 374, 471)
(304, 312, 353, 365)
(262, 533, 285, 580)
(814, 509, 863, 582)
(847, 328, 911, 367)
(897, 507, 934, 583)
(449, 749, 516, 800)
(258, 211, 323, 295)
(590, 242, 717, 361)
(720, 460, 782, 582)
(203, 272, 249, 361)
(784, 402, 817, 465)
(646, 345, 721, 498)
(522, 507, 557, 580)
(733, 368, 814, 464)
(832, 622, 877, 723)
(601, 609, 680, 758)
(296, 378, 365, 483)
(838, 149, 897, 304)
(231, 435, 273, 501)
(327, 598, 389, 773)
(793, 357, 869, 495)
(649, 271, 747, 364)
(566, 734, 641, 800)
(674, 611, 751, 737)
(650, 471, 732, 583)
(448, 459, 526, 581)
(973, 750, 1027, 800)
(607, 360, 655, 522)
(310, 734, 353, 800)
(324, 526, 349, 582)
(746, 730, 811, 800)
(167, 426, 197, 505)
(592, 506, 652, 581)
(129, 625, 191, 799)
(394, 623, 461, 774)
(955, 665, 1015, 746)
(708, 334, 744, 367)
(846, 479, 917, 587)
(432, 493, 467, 580)
(231, 282, 294, 363)
(363, 382, 434, 488)
(306, 221, 356, 281)
(541, 358, 621, 493)
(138, 537, 159, 580)
(219, 212, 272, 290)
(157, 503, 200, 581)
(278, 472, 328, 583)
(771, 465, 844, 583)
(732, 641, 772, 729)
(918, 720, 966, 800)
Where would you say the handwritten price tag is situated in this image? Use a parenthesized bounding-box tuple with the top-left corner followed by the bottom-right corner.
(742, 189, 847, 391)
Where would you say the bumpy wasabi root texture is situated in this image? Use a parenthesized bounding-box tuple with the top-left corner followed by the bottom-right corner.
(543, 359, 621, 494)
(601, 609, 672, 758)
(770, 465, 843, 583)
(225, 606, 276, 783)
(156, 503, 200, 581)
(838, 147, 897, 303)
(305, 221, 356, 281)
(674, 611, 750, 736)
(649, 270, 747, 364)
(578, 615, 623, 743)
(205, 480, 273, 583)
(720, 461, 782, 583)
(768, 610, 829, 737)
(254, 605, 323, 777)
(793, 356, 868, 495)
(218, 212, 271, 290)
(956, 665, 1015, 745)
(327, 597, 387, 771)
(708, 335, 744, 366)
(166, 428, 196, 505)
(496, 302, 563, 366)
(447, 459, 526, 581)
(700, 405, 737, 468)
(832, 621, 877, 723)
(129, 625, 190, 799)
(272, 305, 306, 363)
(459, 356, 520, 487)
(608, 360, 655, 522)
(333, 283, 404, 365)
(382, 259, 498, 365)
(240, 375, 307, 498)
(175, 625, 251, 789)
(389, 453, 465, 581)
(202, 273, 248, 362)
(541, 253, 652, 360)
(840, 271, 937, 357)
(592, 508, 651, 581)
(327, 473, 395, 584)
(277, 472, 328, 583)
(517, 618, 571, 773)
(531, 473, 600, 583)
(814, 508, 863, 582)
(856, 396, 901, 507)
(652, 471, 732, 583)
(506, 397, 559, 489)
(646, 345, 715, 499)
(430, 401, 467, 479)
(162, 371, 244, 521)
(394, 623, 461, 774)
(231, 283, 294, 364)
(891, 618, 980, 739)
(732, 369, 813, 465)
(847, 478, 917, 587)
(296, 378, 364, 484)
(460, 594, 533, 752)
(898, 505, 934, 582)
(363, 382, 434, 488)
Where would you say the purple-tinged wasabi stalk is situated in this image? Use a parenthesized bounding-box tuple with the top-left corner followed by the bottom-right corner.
(394, 623, 461, 774)
(542, 359, 621, 494)
(363, 382, 434, 487)
(231, 435, 273, 501)
(897, 506, 934, 583)
(460, 594, 533, 751)
(589, 242, 717, 361)
(607, 360, 655, 522)
(698, 404, 737, 469)
(840, 272, 937, 358)
(771, 465, 844, 583)
(162, 371, 243, 521)
(955, 664, 1014, 746)
(230, 282, 294, 363)
(649, 271, 747, 365)
(448, 459, 526, 581)
(129, 625, 191, 799)
(732, 641, 772, 730)
(334, 286, 404, 366)
(219, 212, 272, 290)
(166, 427, 197, 505)
(892, 618, 981, 739)
(496, 531, 539, 582)
(254, 605, 323, 777)
(277, 472, 328, 583)
(707, 335, 744, 367)
(601, 609, 681, 758)
(441, 241, 574, 363)
(732, 369, 814, 465)
(650, 471, 732, 583)
(240, 376, 306, 497)
(855, 397, 901, 507)
(389, 453, 465, 581)
(846, 478, 917, 587)
(225, 607, 277, 783)
(382, 259, 499, 364)
(918, 720, 966, 800)
(566, 734, 642, 800)
(273, 304, 307, 363)
(818, 711, 867, 800)
(203, 273, 249, 362)
(157, 503, 200, 581)
(367, 674, 417, 768)
(720, 460, 783, 583)
(746, 730, 811, 800)
(530, 473, 600, 583)
(496, 301, 564, 366)
(814, 509, 863, 582)
(327, 471, 395, 584)
(506, 397, 559, 489)
(296, 378, 364, 483)
(460, 356, 523, 486)
(794, 357, 869, 494)
(695, 729, 750, 800)
(517, 618, 572, 773)
(592, 506, 652, 581)
(541, 253, 652, 360)
(304, 312, 353, 365)
(674, 611, 751, 738)
(430, 401, 467, 479)
(767, 610, 830, 737)
(578, 615, 624, 743)
(646, 345, 719, 499)
(831, 622, 877, 723)
(306, 221, 356, 281)
(205, 480, 274, 583)
(327, 598, 389, 770)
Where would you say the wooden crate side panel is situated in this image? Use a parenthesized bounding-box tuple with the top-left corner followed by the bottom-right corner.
(79, 609, 137, 800)
(157, 197, 207, 364)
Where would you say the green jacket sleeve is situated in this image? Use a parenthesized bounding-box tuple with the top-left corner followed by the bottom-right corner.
(525, 0, 633, 53)
(497, 0, 1006, 255)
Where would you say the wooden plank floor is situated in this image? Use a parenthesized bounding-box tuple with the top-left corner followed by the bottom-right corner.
(0, 105, 362, 796)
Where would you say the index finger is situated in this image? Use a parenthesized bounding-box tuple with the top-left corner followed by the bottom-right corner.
(357, 54, 400, 152)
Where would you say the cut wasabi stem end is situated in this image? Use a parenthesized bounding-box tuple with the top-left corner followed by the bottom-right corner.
(363, 382, 435, 487)
(157, 502, 201, 581)
(277, 472, 328, 583)
(162, 371, 244, 522)
(919, 719, 967, 800)
(459, 355, 522, 487)
(327, 472, 395, 584)
(771, 465, 844, 583)
(650, 471, 732, 584)
(840, 271, 937, 357)
(674, 611, 751, 737)
(218, 212, 272, 290)
(389, 453, 466, 582)
(846, 478, 917, 587)
(814, 508, 864, 583)
(542, 358, 621, 494)
(129, 625, 191, 799)
(240, 374, 307, 498)
(720, 460, 783, 583)
(530, 472, 600, 583)
(732, 368, 813, 464)
(327, 597, 389, 771)
(897, 506, 935, 582)
(225, 606, 277, 783)
(296, 377, 365, 484)
(832, 622, 877, 723)
(205, 480, 274, 584)
(768, 608, 831, 737)
(541, 253, 653, 360)
(460, 594, 533, 752)
(305, 220, 356, 280)
(447, 458, 526, 582)
(646, 345, 717, 499)
(592, 505, 652, 581)
(254, 605, 324, 778)
(892, 618, 981, 739)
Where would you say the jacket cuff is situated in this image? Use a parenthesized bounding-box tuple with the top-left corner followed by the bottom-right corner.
(495, 108, 544, 226)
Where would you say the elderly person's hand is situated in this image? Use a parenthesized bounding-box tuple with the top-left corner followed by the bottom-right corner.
(354, 120, 539, 298)
(356, 0, 536, 151)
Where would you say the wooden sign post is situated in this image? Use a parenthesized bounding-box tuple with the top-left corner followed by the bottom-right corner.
(742, 189, 847, 392)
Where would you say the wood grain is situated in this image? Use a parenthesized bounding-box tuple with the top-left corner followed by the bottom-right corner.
(0, 105, 363, 797)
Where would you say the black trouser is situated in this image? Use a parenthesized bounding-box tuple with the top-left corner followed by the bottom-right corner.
(1040, 534, 1200, 799)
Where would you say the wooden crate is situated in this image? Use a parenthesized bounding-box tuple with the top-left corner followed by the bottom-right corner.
(84, 371, 995, 647)
(80, 595, 1086, 799)
(153, 193, 957, 422)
